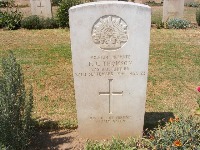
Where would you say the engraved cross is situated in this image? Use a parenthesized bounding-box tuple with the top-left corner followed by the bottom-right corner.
(37, 1, 44, 14)
(99, 79, 123, 114)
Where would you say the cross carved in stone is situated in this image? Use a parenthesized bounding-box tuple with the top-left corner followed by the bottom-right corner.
(37, 1, 44, 14)
(99, 79, 123, 114)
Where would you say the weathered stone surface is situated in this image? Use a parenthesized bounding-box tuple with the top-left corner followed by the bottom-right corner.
(30, 0, 52, 18)
(162, 0, 184, 22)
(69, 2, 151, 139)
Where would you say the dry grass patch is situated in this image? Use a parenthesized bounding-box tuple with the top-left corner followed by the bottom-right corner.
(0, 29, 70, 51)
(147, 28, 200, 116)
(0, 23, 200, 129)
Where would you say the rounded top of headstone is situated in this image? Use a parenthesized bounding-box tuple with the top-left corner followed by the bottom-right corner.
(69, 1, 151, 12)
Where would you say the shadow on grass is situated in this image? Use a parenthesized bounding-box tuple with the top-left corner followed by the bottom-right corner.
(29, 119, 79, 149)
(29, 113, 175, 149)
(144, 112, 175, 131)
(29, 129, 75, 150)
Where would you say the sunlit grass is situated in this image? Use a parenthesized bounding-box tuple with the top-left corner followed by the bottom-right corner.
(0, 6, 200, 128)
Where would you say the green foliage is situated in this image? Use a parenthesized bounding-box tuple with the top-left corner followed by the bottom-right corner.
(167, 18, 190, 29)
(145, 1, 163, 6)
(41, 17, 59, 29)
(149, 116, 200, 149)
(0, 0, 22, 30)
(0, 0, 15, 8)
(0, 1, 9, 8)
(0, 10, 3, 28)
(51, 0, 61, 6)
(85, 116, 200, 150)
(0, 9, 22, 30)
(185, 2, 200, 8)
(21, 15, 42, 29)
(196, 9, 200, 26)
(0, 51, 34, 149)
(86, 138, 152, 150)
(151, 12, 164, 29)
(56, 0, 81, 28)
(21, 15, 59, 29)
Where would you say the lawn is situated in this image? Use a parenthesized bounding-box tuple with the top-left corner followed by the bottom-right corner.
(0, 6, 200, 129)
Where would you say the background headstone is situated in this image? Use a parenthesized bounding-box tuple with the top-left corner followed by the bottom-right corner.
(69, 2, 151, 139)
(30, 0, 52, 18)
(162, 0, 184, 22)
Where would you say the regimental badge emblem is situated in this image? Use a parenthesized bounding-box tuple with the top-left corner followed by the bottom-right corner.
(92, 15, 128, 51)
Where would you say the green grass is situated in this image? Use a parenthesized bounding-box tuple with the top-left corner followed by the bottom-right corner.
(148, 29, 200, 115)
(0, 7, 200, 129)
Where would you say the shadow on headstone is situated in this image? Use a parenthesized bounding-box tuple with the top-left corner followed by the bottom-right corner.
(144, 112, 175, 130)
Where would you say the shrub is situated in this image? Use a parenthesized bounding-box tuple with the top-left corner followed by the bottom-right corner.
(196, 9, 200, 26)
(0, 1, 9, 8)
(0, 0, 15, 8)
(85, 116, 200, 149)
(21, 15, 59, 29)
(86, 138, 152, 150)
(56, 0, 81, 28)
(0, 10, 22, 30)
(51, 0, 61, 6)
(41, 17, 59, 29)
(145, 1, 163, 6)
(0, 51, 34, 149)
(151, 12, 164, 29)
(167, 18, 190, 29)
(185, 2, 200, 8)
(149, 116, 200, 149)
(21, 15, 43, 29)
(0, 0, 22, 30)
(0, 10, 3, 28)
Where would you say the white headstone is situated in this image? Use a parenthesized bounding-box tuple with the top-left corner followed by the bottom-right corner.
(69, 2, 151, 139)
(162, 0, 184, 22)
(30, 0, 52, 18)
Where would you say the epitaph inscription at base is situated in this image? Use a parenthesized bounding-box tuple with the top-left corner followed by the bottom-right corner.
(69, 2, 151, 139)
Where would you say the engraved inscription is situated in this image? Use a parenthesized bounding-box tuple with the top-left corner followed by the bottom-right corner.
(99, 79, 123, 114)
(90, 115, 131, 123)
(92, 15, 128, 50)
(74, 54, 147, 77)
